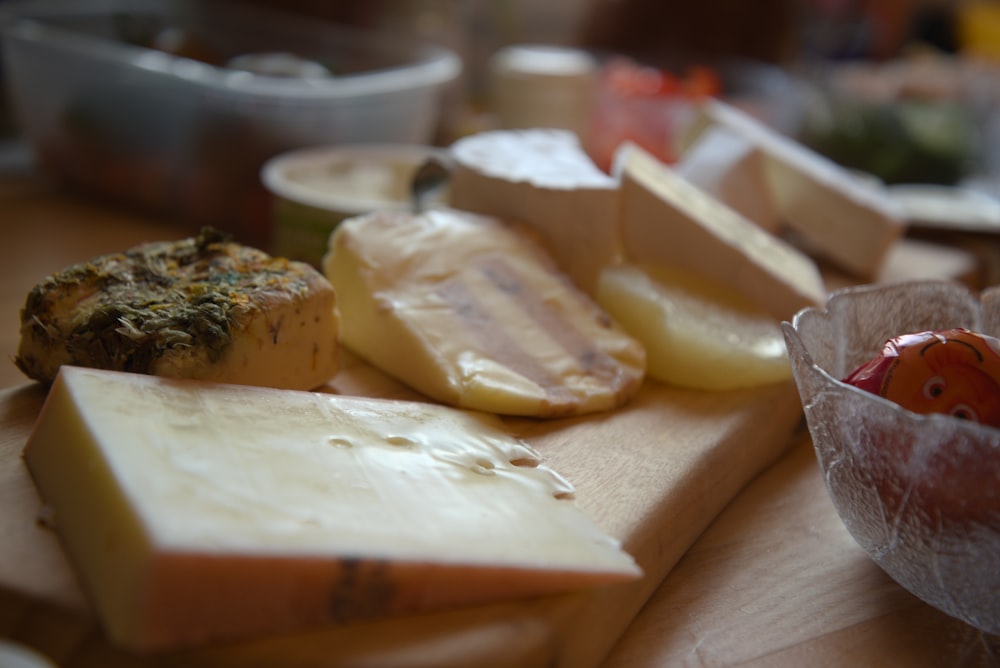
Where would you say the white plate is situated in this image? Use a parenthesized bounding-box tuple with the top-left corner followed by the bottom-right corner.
(889, 184, 1000, 233)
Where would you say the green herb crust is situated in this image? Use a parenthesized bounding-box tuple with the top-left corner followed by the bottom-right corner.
(16, 228, 319, 384)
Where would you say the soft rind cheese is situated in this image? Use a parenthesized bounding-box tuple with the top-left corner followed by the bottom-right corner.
(616, 143, 826, 321)
(323, 209, 645, 418)
(14, 228, 339, 391)
(449, 129, 621, 294)
(685, 99, 906, 279)
(674, 125, 782, 233)
(23, 366, 641, 651)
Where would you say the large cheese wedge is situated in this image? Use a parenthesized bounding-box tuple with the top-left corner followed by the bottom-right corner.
(674, 124, 781, 233)
(23, 366, 641, 651)
(686, 99, 906, 279)
(616, 143, 826, 321)
(323, 209, 645, 418)
(596, 263, 791, 391)
(449, 128, 620, 294)
(14, 228, 339, 390)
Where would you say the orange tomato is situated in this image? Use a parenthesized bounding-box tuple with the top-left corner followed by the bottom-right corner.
(843, 328, 1000, 428)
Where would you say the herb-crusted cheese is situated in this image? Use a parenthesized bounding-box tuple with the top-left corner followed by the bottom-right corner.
(23, 366, 641, 651)
(15, 228, 339, 390)
(323, 209, 645, 418)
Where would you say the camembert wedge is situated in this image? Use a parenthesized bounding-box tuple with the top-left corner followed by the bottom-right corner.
(616, 143, 826, 321)
(23, 366, 641, 651)
(323, 209, 645, 417)
(14, 228, 339, 390)
(674, 125, 781, 233)
(685, 99, 906, 279)
(449, 129, 621, 294)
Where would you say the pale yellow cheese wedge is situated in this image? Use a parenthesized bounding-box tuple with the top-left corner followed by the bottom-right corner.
(23, 366, 641, 652)
(449, 128, 620, 294)
(685, 99, 906, 279)
(596, 264, 791, 391)
(615, 143, 826, 322)
(323, 208, 645, 418)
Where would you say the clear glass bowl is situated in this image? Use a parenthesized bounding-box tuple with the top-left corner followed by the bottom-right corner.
(782, 280, 1000, 635)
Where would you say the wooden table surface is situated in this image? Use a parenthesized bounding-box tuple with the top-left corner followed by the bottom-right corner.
(1, 173, 999, 667)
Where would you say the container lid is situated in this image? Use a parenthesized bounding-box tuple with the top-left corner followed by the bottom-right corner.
(0, 0, 462, 100)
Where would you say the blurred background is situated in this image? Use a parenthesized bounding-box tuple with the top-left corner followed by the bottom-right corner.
(235, 0, 1000, 170)
(1, 0, 999, 249)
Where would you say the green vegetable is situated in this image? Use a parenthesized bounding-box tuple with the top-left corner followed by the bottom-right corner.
(799, 98, 977, 185)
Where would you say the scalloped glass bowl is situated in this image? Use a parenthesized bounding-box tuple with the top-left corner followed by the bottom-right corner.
(782, 280, 1000, 635)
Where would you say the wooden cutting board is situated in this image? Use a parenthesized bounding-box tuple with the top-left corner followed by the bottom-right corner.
(0, 352, 804, 668)
(605, 430, 1000, 667)
(0, 176, 987, 667)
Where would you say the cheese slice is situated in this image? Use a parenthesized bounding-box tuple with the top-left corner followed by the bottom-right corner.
(616, 143, 826, 321)
(23, 366, 641, 652)
(449, 129, 620, 294)
(686, 99, 906, 279)
(323, 208, 645, 418)
(596, 263, 792, 391)
(674, 125, 781, 233)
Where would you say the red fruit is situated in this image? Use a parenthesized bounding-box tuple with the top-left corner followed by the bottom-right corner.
(843, 328, 1000, 428)
(681, 65, 721, 99)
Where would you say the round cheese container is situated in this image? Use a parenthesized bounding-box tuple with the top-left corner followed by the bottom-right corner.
(262, 144, 450, 267)
(489, 45, 598, 140)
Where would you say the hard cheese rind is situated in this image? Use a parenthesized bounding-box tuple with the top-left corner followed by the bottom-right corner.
(323, 209, 645, 418)
(23, 366, 641, 652)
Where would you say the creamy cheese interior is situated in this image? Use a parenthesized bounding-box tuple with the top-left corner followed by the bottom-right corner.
(597, 263, 792, 391)
(324, 209, 645, 418)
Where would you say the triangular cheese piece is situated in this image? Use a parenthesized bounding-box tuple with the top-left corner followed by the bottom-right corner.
(23, 366, 641, 651)
(324, 208, 645, 418)
(449, 129, 621, 294)
(686, 99, 906, 279)
(674, 125, 782, 233)
(616, 143, 826, 321)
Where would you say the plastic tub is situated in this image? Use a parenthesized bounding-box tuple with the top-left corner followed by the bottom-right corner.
(0, 0, 461, 247)
(262, 143, 449, 268)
